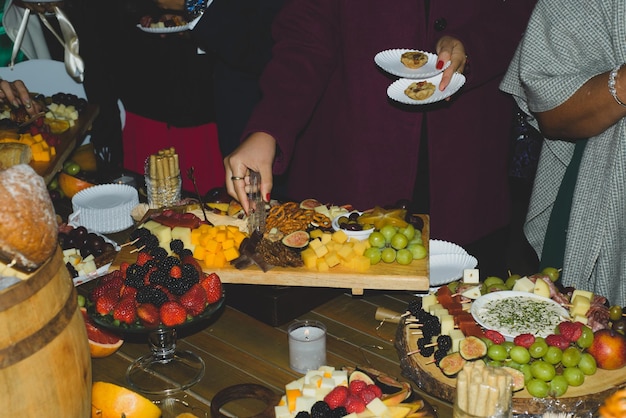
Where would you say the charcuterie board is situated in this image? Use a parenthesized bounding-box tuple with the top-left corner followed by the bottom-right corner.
(109, 212, 429, 295)
(396, 318, 626, 415)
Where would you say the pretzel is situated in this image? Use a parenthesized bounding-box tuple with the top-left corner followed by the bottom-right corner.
(264, 201, 331, 234)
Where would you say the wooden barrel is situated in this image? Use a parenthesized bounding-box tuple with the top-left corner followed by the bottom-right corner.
(0, 246, 92, 417)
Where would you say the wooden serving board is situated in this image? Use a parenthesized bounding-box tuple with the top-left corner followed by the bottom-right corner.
(109, 214, 429, 295)
(396, 318, 626, 415)
(31, 104, 99, 184)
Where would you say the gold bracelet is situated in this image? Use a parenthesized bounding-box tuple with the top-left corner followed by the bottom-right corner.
(608, 65, 626, 107)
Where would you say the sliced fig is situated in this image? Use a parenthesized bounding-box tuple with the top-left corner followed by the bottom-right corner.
(281, 230, 310, 249)
(348, 370, 375, 386)
(438, 352, 466, 377)
(459, 336, 488, 361)
(501, 366, 525, 392)
(300, 198, 324, 210)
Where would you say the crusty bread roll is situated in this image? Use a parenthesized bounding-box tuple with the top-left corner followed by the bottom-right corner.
(0, 142, 32, 169)
(0, 164, 57, 270)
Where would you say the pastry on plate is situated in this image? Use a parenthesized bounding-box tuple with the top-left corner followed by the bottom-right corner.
(404, 81, 436, 101)
(400, 51, 429, 69)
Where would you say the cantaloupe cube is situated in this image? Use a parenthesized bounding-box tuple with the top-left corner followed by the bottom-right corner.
(191, 228, 202, 245)
(31, 142, 44, 153)
(204, 252, 216, 267)
(331, 229, 348, 244)
(222, 238, 235, 250)
(324, 251, 341, 268)
(193, 245, 206, 260)
(301, 248, 318, 269)
(230, 230, 246, 245)
(316, 258, 329, 272)
(213, 252, 226, 268)
(214, 230, 228, 242)
(223, 246, 239, 261)
(49, 146, 56, 156)
(204, 239, 220, 253)
(32, 151, 50, 161)
(320, 232, 332, 245)
(32, 133, 44, 143)
(313, 244, 329, 258)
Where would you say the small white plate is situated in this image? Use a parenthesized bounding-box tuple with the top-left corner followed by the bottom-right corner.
(136, 23, 190, 34)
(374, 49, 450, 79)
(331, 211, 374, 241)
(471, 291, 570, 341)
(430, 239, 468, 256)
(387, 72, 466, 105)
(429, 253, 477, 287)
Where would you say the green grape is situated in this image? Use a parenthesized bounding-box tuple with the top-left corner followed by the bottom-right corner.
(549, 375, 569, 397)
(501, 341, 515, 353)
(368, 232, 386, 248)
(562, 367, 585, 386)
(518, 363, 533, 384)
(526, 378, 550, 398)
(381, 247, 396, 263)
(409, 235, 423, 245)
(485, 359, 503, 367)
(379, 224, 398, 243)
(561, 346, 582, 368)
(506, 360, 522, 370)
(529, 340, 548, 359)
(407, 243, 427, 260)
(509, 345, 531, 364)
(576, 325, 594, 349)
(481, 337, 494, 349)
(398, 224, 416, 241)
(390, 233, 409, 250)
(578, 353, 597, 375)
(487, 344, 509, 362)
(530, 360, 556, 381)
(363, 247, 382, 264)
(543, 346, 563, 365)
(395, 249, 413, 265)
(609, 305, 623, 321)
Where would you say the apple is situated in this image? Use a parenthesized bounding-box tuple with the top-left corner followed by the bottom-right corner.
(587, 329, 626, 370)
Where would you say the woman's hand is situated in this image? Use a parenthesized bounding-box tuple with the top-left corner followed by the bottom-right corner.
(0, 79, 40, 115)
(224, 132, 277, 214)
(435, 36, 468, 92)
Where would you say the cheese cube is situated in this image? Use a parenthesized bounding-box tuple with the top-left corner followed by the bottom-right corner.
(321, 232, 333, 245)
(573, 315, 589, 325)
(440, 314, 455, 336)
(304, 370, 324, 385)
(463, 268, 480, 284)
(331, 370, 348, 386)
(427, 303, 443, 314)
(318, 365, 335, 376)
(512, 276, 535, 293)
(295, 396, 317, 414)
(365, 398, 388, 416)
(301, 383, 318, 397)
(570, 295, 591, 317)
(320, 377, 335, 389)
(449, 329, 466, 352)
(274, 405, 291, 418)
(421, 294, 438, 311)
(285, 378, 304, 391)
(571, 289, 593, 302)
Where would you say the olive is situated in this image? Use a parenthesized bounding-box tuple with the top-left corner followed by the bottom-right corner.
(612, 318, 626, 335)
(337, 216, 349, 226)
(58, 233, 71, 250)
(348, 212, 360, 221)
(609, 305, 623, 322)
(405, 213, 424, 231)
(69, 226, 88, 241)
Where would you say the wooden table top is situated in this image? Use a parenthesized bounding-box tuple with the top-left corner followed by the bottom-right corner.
(87, 288, 452, 417)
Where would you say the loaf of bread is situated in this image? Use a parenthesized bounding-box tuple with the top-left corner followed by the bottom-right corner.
(0, 142, 32, 169)
(0, 164, 57, 270)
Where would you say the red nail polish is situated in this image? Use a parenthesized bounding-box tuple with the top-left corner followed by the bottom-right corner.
(265, 193, 271, 202)
(436, 60, 444, 70)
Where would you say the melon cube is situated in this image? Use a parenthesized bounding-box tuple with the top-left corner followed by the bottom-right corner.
(331, 229, 348, 244)
(324, 251, 341, 268)
(313, 244, 329, 258)
(316, 258, 330, 272)
(301, 248, 318, 269)
(353, 254, 370, 272)
(320, 232, 332, 245)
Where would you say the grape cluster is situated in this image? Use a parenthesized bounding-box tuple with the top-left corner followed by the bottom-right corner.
(363, 223, 426, 266)
(483, 325, 597, 397)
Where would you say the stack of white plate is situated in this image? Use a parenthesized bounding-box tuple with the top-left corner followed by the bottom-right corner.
(429, 239, 478, 287)
(70, 184, 139, 234)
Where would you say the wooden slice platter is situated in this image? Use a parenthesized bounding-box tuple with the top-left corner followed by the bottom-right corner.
(109, 210, 429, 295)
(395, 318, 626, 415)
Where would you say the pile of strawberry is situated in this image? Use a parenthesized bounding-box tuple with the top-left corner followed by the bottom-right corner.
(322, 379, 383, 414)
(88, 248, 223, 329)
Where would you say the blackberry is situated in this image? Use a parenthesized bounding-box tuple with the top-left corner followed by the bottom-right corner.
(329, 406, 347, 417)
(136, 285, 169, 307)
(417, 337, 435, 357)
(150, 246, 168, 261)
(437, 335, 453, 353)
(421, 315, 441, 340)
(125, 264, 147, 289)
(433, 348, 448, 365)
(168, 276, 195, 295)
(129, 227, 151, 242)
(65, 261, 79, 278)
(310, 401, 331, 418)
(138, 235, 159, 252)
(170, 239, 184, 255)
(295, 412, 311, 418)
(407, 298, 422, 316)
(161, 256, 181, 271)
(181, 263, 200, 283)
(179, 248, 193, 258)
(148, 268, 169, 286)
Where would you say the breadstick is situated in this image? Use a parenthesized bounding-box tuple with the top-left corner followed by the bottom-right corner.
(485, 372, 499, 416)
(468, 368, 482, 415)
(474, 383, 490, 416)
(455, 368, 469, 414)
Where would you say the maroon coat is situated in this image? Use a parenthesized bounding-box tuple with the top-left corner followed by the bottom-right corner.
(243, 0, 536, 244)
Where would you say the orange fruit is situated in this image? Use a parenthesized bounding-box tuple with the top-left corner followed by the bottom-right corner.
(57, 171, 95, 198)
(91, 381, 161, 418)
(80, 308, 123, 358)
(71, 142, 98, 171)
(44, 118, 71, 134)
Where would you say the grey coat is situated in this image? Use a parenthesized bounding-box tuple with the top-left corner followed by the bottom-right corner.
(501, 0, 626, 306)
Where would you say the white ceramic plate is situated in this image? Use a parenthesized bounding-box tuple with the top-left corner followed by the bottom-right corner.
(375, 49, 450, 79)
(429, 253, 477, 287)
(387, 72, 466, 105)
(471, 291, 570, 341)
(136, 23, 190, 34)
(429, 239, 468, 256)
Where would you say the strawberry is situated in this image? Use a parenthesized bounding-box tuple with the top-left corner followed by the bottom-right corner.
(182, 255, 203, 276)
(160, 301, 188, 327)
(170, 265, 182, 279)
(179, 284, 208, 316)
(366, 384, 382, 399)
(344, 395, 366, 414)
(323, 386, 349, 409)
(155, 285, 177, 301)
(95, 293, 118, 315)
(135, 252, 153, 266)
(348, 379, 367, 396)
(144, 266, 157, 285)
(90, 274, 123, 301)
(112, 297, 137, 325)
(484, 330, 506, 345)
(120, 285, 138, 300)
(136, 303, 160, 328)
(358, 387, 377, 405)
(119, 262, 130, 278)
(545, 333, 570, 350)
(200, 272, 222, 304)
(558, 321, 583, 342)
(513, 333, 535, 349)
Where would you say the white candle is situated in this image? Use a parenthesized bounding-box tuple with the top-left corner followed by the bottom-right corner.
(288, 320, 326, 374)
